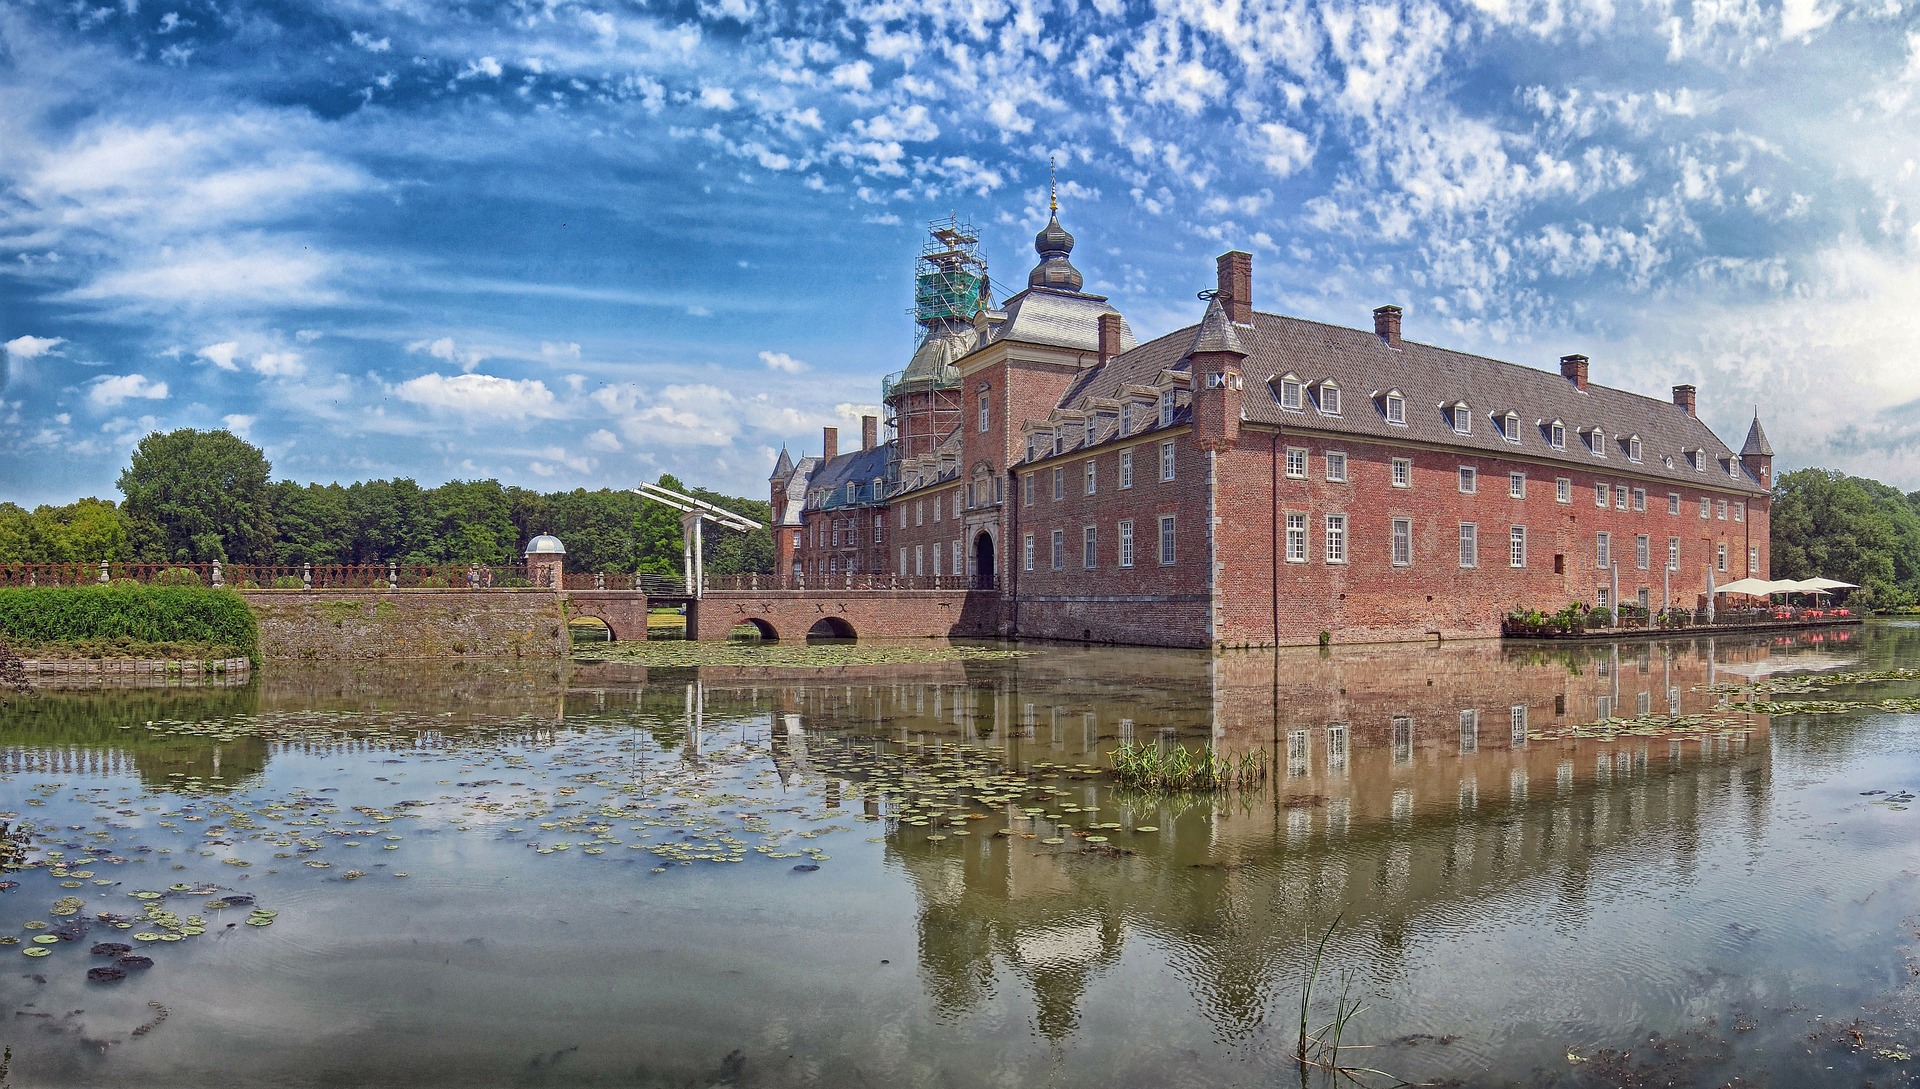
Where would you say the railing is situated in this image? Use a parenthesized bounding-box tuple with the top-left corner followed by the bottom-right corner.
(0, 562, 739, 596)
(704, 572, 997, 592)
(1505, 603, 1859, 636)
(561, 572, 691, 596)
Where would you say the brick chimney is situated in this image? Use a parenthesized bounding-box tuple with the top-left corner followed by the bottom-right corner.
(1560, 354, 1589, 392)
(861, 414, 877, 451)
(1098, 312, 1123, 365)
(822, 425, 838, 462)
(1215, 251, 1252, 323)
(1672, 384, 1697, 418)
(1373, 305, 1402, 349)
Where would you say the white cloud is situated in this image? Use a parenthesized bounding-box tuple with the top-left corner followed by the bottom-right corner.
(221, 413, 256, 436)
(540, 341, 582, 362)
(3, 335, 64, 359)
(252, 351, 305, 377)
(87, 373, 169, 407)
(407, 336, 488, 372)
(395, 373, 560, 419)
(698, 85, 737, 110)
(458, 56, 503, 80)
(196, 341, 241, 370)
(759, 350, 808, 373)
(584, 428, 623, 452)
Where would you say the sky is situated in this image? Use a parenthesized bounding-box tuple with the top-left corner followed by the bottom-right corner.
(3, 0, 1920, 507)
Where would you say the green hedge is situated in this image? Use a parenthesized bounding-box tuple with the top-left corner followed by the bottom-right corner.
(0, 586, 259, 661)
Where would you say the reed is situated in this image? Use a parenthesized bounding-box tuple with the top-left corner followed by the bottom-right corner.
(1108, 741, 1268, 791)
(1293, 915, 1407, 1087)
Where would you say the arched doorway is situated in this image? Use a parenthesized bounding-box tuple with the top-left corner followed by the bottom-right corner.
(805, 616, 857, 643)
(973, 530, 996, 590)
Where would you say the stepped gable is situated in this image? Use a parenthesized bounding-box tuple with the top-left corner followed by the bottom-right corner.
(1048, 311, 1765, 494)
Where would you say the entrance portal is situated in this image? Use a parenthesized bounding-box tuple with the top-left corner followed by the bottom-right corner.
(973, 530, 995, 590)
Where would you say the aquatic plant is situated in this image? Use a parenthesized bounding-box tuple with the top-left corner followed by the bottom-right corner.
(1294, 915, 1405, 1087)
(1107, 741, 1266, 792)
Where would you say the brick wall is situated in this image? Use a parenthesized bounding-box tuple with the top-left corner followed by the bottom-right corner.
(243, 589, 568, 659)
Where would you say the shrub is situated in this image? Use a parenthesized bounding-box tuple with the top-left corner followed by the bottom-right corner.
(1586, 606, 1613, 629)
(154, 567, 204, 586)
(0, 586, 259, 662)
(272, 575, 305, 589)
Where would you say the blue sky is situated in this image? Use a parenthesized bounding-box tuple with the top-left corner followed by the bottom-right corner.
(3, 0, 1919, 506)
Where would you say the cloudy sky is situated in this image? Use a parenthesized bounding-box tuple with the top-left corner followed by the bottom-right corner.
(3, 0, 1919, 506)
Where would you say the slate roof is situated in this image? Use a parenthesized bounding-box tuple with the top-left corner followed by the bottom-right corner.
(984, 286, 1136, 354)
(798, 443, 895, 513)
(768, 445, 794, 482)
(776, 455, 818, 526)
(1047, 310, 1769, 495)
(1741, 415, 1773, 457)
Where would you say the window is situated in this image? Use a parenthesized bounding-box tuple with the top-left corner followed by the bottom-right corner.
(1668, 493, 1681, 516)
(1392, 518, 1412, 567)
(1052, 467, 1064, 501)
(914, 544, 924, 576)
(931, 546, 940, 576)
(1458, 466, 1477, 494)
(1588, 429, 1606, 457)
(1631, 488, 1645, 512)
(1556, 477, 1572, 504)
(1667, 536, 1680, 572)
(1118, 520, 1135, 567)
(1023, 474, 1033, 506)
(1628, 436, 1643, 462)
(954, 491, 961, 518)
(898, 505, 906, 529)
(1451, 402, 1472, 435)
(1160, 441, 1176, 482)
(1459, 523, 1478, 568)
(897, 547, 905, 574)
(1119, 402, 1132, 436)
(1025, 437, 1038, 462)
(1326, 451, 1348, 483)
(1393, 716, 1413, 764)
(1614, 485, 1629, 510)
(1320, 383, 1342, 416)
(1635, 534, 1649, 570)
(915, 500, 924, 527)
(1728, 460, 1740, 479)
(1700, 497, 1710, 519)
(1084, 460, 1096, 496)
(1688, 449, 1702, 471)
(873, 514, 884, 544)
(1280, 375, 1303, 410)
(952, 539, 962, 575)
(1083, 525, 1097, 569)
(1384, 392, 1406, 425)
(1717, 542, 1728, 572)
(1597, 532, 1611, 569)
(1050, 529, 1064, 570)
(1392, 458, 1412, 487)
(1749, 545, 1759, 573)
(1325, 514, 1347, 564)
(1595, 483, 1608, 508)
(933, 493, 943, 523)
(1512, 706, 1529, 747)
(1510, 525, 1528, 568)
(1716, 499, 1727, 520)
(1549, 421, 1566, 450)
(1119, 449, 1133, 489)
(978, 391, 990, 432)
(1285, 446, 1308, 478)
(1286, 514, 1308, 562)
(1159, 392, 1175, 427)
(1509, 472, 1526, 499)
(1734, 501, 1744, 523)
(1159, 515, 1177, 565)
(1460, 710, 1479, 754)
(1023, 533, 1034, 572)
(1503, 411, 1521, 442)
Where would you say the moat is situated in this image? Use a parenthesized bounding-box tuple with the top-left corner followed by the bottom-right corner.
(3, 625, 1920, 1087)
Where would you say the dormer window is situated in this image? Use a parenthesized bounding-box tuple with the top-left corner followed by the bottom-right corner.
(1627, 435, 1642, 462)
(1119, 402, 1132, 436)
(1586, 428, 1606, 457)
(1279, 375, 1303, 411)
(1026, 437, 1038, 462)
(1727, 459, 1739, 479)
(1449, 401, 1471, 435)
(1502, 412, 1521, 443)
(1382, 390, 1406, 426)
(1547, 420, 1565, 450)
(1158, 392, 1175, 427)
(1319, 382, 1342, 416)
(846, 482, 857, 503)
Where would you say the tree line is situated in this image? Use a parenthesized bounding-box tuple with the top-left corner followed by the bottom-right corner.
(0, 428, 774, 578)
(1769, 468, 1920, 610)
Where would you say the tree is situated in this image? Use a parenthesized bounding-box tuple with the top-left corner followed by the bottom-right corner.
(29, 498, 129, 563)
(1771, 469, 1914, 609)
(347, 478, 429, 563)
(632, 474, 687, 579)
(268, 482, 352, 565)
(0, 503, 32, 563)
(118, 430, 275, 563)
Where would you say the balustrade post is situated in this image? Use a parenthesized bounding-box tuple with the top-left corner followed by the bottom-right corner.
(750, 572, 758, 591)
(211, 560, 223, 587)
(302, 562, 312, 590)
(388, 562, 398, 589)
(98, 560, 109, 584)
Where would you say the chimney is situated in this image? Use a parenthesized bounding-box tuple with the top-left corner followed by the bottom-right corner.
(1373, 305, 1402, 349)
(1215, 251, 1253, 324)
(861, 414, 878, 451)
(822, 425, 838, 462)
(1098, 313, 1123, 365)
(1672, 384, 1697, 418)
(1559, 354, 1589, 392)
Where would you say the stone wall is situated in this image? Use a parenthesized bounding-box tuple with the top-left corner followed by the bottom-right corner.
(690, 589, 992, 642)
(243, 589, 568, 660)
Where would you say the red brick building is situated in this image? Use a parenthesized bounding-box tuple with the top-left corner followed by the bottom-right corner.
(772, 209, 1772, 648)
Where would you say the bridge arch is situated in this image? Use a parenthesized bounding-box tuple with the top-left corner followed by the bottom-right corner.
(568, 615, 617, 643)
(805, 616, 857, 642)
(732, 617, 780, 641)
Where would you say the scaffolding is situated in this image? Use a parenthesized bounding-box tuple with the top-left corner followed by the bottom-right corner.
(885, 216, 988, 456)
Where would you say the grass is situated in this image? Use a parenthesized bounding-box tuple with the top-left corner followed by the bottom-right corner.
(1107, 741, 1267, 791)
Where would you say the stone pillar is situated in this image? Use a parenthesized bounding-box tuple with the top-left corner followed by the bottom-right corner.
(211, 560, 223, 587)
(302, 562, 313, 590)
(388, 562, 398, 589)
(98, 560, 109, 584)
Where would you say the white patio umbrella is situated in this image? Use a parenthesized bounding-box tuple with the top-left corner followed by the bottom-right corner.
(1714, 576, 1778, 598)
(1799, 577, 1859, 591)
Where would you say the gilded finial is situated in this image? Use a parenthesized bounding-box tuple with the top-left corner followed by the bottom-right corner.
(1048, 155, 1058, 214)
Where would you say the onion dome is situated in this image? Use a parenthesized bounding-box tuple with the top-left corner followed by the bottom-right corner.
(1028, 212, 1084, 291)
(524, 534, 566, 556)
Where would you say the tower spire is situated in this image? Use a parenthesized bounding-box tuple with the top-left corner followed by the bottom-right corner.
(1049, 154, 1058, 213)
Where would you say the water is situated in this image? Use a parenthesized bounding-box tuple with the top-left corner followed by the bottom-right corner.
(3, 624, 1919, 1087)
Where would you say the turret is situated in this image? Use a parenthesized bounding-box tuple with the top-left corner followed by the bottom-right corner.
(1741, 413, 1773, 488)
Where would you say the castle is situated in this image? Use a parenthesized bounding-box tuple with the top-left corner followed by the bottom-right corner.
(768, 202, 1772, 649)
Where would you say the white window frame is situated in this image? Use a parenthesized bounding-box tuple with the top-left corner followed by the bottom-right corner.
(1391, 458, 1412, 488)
(1084, 459, 1096, 496)
(1082, 525, 1097, 569)
(1160, 441, 1176, 482)
(1595, 483, 1608, 509)
(1631, 488, 1645, 512)
(1503, 411, 1521, 443)
(1459, 523, 1478, 568)
(1023, 533, 1034, 572)
(1118, 519, 1135, 568)
(1159, 515, 1177, 566)
(1118, 448, 1133, 489)
(1667, 536, 1680, 573)
(1734, 501, 1744, 523)
(1509, 471, 1526, 499)
(1326, 451, 1348, 483)
(1556, 477, 1572, 504)
(1384, 392, 1406, 426)
(1158, 392, 1175, 427)
(1509, 525, 1528, 568)
(1451, 402, 1472, 435)
(1051, 529, 1064, 571)
(1699, 496, 1710, 519)
(978, 391, 990, 432)
(1285, 513, 1308, 563)
(1635, 534, 1650, 570)
(1717, 499, 1728, 521)
(1280, 375, 1303, 410)
(1285, 446, 1308, 479)
(1628, 435, 1642, 462)
(1749, 544, 1759, 573)
(1325, 514, 1348, 564)
(1458, 466, 1477, 494)
(1717, 541, 1728, 572)
(1319, 382, 1342, 416)
(1052, 467, 1064, 501)
(1549, 421, 1566, 450)
(1668, 492, 1680, 516)
(1023, 474, 1034, 507)
(1597, 531, 1611, 569)
(1391, 517, 1412, 567)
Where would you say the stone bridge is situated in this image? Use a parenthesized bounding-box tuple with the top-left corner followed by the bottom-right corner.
(563, 590, 662, 642)
(687, 589, 1000, 642)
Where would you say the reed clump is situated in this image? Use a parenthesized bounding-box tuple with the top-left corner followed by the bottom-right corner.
(1108, 741, 1267, 791)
